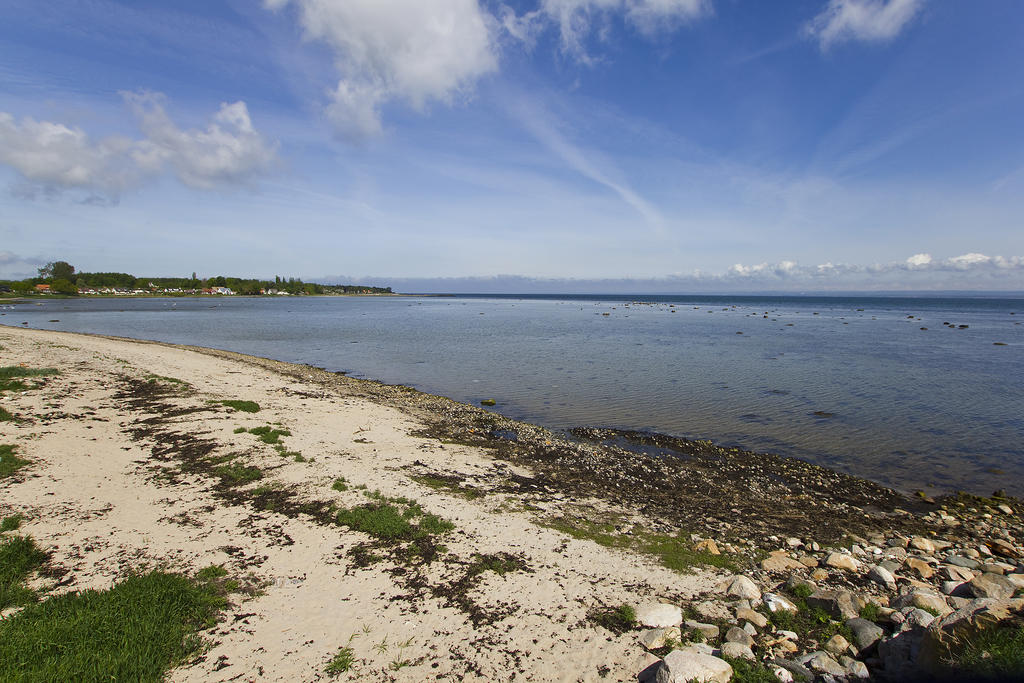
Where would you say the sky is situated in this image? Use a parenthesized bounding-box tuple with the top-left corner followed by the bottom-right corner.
(1, 0, 1023, 292)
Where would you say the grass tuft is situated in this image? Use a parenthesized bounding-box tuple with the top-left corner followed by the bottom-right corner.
(0, 407, 17, 423)
(0, 569, 230, 681)
(591, 604, 637, 635)
(335, 494, 453, 542)
(325, 646, 355, 675)
(213, 400, 260, 413)
(213, 463, 263, 486)
(0, 444, 29, 478)
(0, 366, 59, 393)
(248, 425, 291, 445)
(332, 477, 349, 492)
(1, 514, 24, 532)
(0, 534, 49, 609)
(947, 616, 1024, 679)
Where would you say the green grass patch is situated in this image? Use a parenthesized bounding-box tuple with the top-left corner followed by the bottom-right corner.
(769, 592, 852, 644)
(0, 406, 17, 422)
(1, 514, 24, 532)
(0, 569, 232, 682)
(945, 615, 1024, 680)
(144, 373, 191, 389)
(591, 604, 637, 635)
(325, 646, 355, 675)
(233, 426, 247, 434)
(410, 473, 485, 500)
(213, 463, 263, 486)
(547, 517, 738, 573)
(721, 655, 781, 682)
(0, 534, 49, 609)
(0, 366, 59, 393)
(0, 444, 29, 477)
(859, 602, 881, 622)
(248, 425, 291, 445)
(335, 493, 454, 542)
(332, 477, 349, 492)
(213, 400, 260, 413)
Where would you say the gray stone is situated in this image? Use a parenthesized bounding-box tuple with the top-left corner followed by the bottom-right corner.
(968, 573, 1015, 599)
(736, 607, 768, 629)
(910, 536, 936, 553)
(655, 649, 733, 683)
(719, 641, 755, 660)
(772, 658, 814, 682)
(868, 565, 897, 590)
(763, 592, 798, 613)
(639, 627, 682, 650)
(742, 622, 757, 636)
(724, 626, 754, 648)
(635, 603, 683, 628)
(893, 590, 952, 616)
(880, 559, 903, 574)
(825, 552, 860, 572)
(824, 634, 850, 655)
(943, 564, 976, 582)
(684, 620, 720, 640)
(693, 600, 731, 622)
(905, 608, 936, 628)
(771, 665, 795, 683)
(945, 555, 981, 570)
(807, 590, 866, 620)
(846, 618, 884, 654)
(840, 657, 870, 679)
(635, 652, 662, 683)
(800, 652, 846, 676)
(1006, 574, 1024, 589)
(941, 580, 967, 596)
(723, 575, 761, 601)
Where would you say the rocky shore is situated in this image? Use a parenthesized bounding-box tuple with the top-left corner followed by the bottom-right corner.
(1, 326, 1021, 681)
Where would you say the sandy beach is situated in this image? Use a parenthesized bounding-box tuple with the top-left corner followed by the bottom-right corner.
(2, 325, 1022, 683)
(0, 326, 721, 681)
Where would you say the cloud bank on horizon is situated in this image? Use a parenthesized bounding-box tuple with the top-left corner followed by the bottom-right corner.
(0, 0, 1022, 290)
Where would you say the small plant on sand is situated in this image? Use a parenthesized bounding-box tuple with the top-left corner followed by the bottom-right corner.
(0, 444, 29, 478)
(721, 655, 780, 682)
(233, 427, 247, 434)
(1, 514, 23, 532)
(325, 646, 355, 675)
(213, 463, 263, 486)
(335, 493, 453, 542)
(0, 407, 16, 422)
(248, 425, 291, 445)
(591, 604, 637, 635)
(0, 366, 58, 393)
(332, 477, 349, 492)
(213, 400, 260, 413)
(144, 373, 191, 389)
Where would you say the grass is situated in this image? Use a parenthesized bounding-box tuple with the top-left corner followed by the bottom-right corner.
(213, 463, 263, 486)
(0, 366, 59, 393)
(721, 655, 780, 682)
(335, 492, 454, 542)
(948, 617, 1024, 679)
(247, 425, 291, 445)
(332, 477, 349, 492)
(0, 534, 49, 609)
(143, 373, 191, 389)
(410, 473, 484, 500)
(1, 514, 24, 532)
(591, 604, 637, 635)
(859, 602, 881, 622)
(0, 569, 232, 682)
(0, 406, 16, 422)
(0, 444, 29, 478)
(548, 516, 738, 573)
(213, 400, 260, 413)
(233, 427, 247, 434)
(325, 646, 355, 675)
(768, 591, 852, 644)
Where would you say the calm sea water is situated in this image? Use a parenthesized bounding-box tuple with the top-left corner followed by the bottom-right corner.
(4, 294, 1022, 496)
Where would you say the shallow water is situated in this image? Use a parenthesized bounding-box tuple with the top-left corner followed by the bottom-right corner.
(5, 293, 1023, 496)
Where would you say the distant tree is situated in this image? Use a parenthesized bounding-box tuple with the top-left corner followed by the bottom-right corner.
(50, 278, 78, 295)
(11, 280, 32, 293)
(38, 261, 76, 282)
(210, 276, 227, 287)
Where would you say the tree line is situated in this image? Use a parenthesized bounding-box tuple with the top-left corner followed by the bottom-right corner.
(0, 261, 392, 296)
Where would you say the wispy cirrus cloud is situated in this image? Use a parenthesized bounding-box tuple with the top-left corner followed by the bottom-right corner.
(0, 93, 277, 200)
(806, 0, 925, 49)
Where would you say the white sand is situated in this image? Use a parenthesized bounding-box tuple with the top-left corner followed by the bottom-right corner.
(0, 326, 719, 682)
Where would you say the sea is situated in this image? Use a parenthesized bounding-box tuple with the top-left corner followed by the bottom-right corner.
(4, 293, 1022, 497)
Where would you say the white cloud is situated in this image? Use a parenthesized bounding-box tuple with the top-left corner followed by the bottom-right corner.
(0, 94, 276, 198)
(807, 0, 924, 49)
(267, 0, 498, 140)
(906, 252, 931, 267)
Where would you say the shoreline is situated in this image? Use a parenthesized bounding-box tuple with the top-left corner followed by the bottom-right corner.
(1, 326, 1022, 681)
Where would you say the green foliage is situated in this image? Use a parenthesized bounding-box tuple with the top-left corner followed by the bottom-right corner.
(946, 617, 1024, 679)
(332, 477, 349, 492)
(0, 444, 29, 477)
(791, 583, 814, 599)
(233, 427, 247, 434)
(592, 604, 637, 635)
(325, 646, 355, 675)
(721, 655, 780, 683)
(247, 426, 291, 444)
(0, 535, 49, 609)
(0, 407, 16, 423)
(214, 400, 260, 413)
(213, 463, 263, 486)
(0, 366, 59, 393)
(38, 261, 76, 282)
(50, 279, 78, 295)
(144, 374, 190, 388)
(1, 514, 24, 532)
(0, 570, 231, 682)
(859, 602, 881, 622)
(335, 495, 454, 542)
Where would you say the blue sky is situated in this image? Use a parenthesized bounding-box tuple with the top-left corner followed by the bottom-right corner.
(1, 0, 1022, 291)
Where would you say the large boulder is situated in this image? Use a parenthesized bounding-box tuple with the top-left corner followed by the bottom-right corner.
(825, 552, 861, 572)
(845, 618, 884, 654)
(916, 598, 1024, 677)
(967, 573, 1016, 600)
(635, 603, 683, 628)
(723, 575, 761, 601)
(807, 589, 867, 620)
(655, 648, 733, 683)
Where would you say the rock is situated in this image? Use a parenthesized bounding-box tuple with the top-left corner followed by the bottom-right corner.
(905, 608, 936, 628)
(771, 665, 795, 683)
(880, 559, 902, 574)
(635, 652, 662, 683)
(724, 626, 754, 648)
(807, 590, 866, 620)
(893, 590, 952, 616)
(761, 553, 804, 572)
(655, 649, 733, 683)
(809, 568, 829, 582)
(798, 555, 819, 568)
(799, 651, 846, 676)
(719, 641, 755, 660)
(942, 564, 975, 582)
(846, 618, 884, 654)
(824, 634, 850, 655)
(990, 538, 1019, 558)
(1006, 574, 1024, 590)
(635, 603, 683, 628)
(868, 564, 897, 590)
(905, 557, 934, 579)
(997, 504, 1014, 515)
(742, 622, 757, 637)
(910, 537, 936, 553)
(916, 599, 1024, 677)
(840, 656, 870, 679)
(639, 627, 682, 650)
(777, 630, 799, 641)
(480, 399, 496, 406)
(945, 555, 981, 570)
(736, 607, 768, 629)
(684, 620, 720, 640)
(723, 575, 761, 601)
(772, 658, 814, 682)
(825, 552, 860, 572)
(967, 573, 1015, 599)
(941, 580, 967, 596)
(763, 593, 799, 613)
(694, 539, 720, 555)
